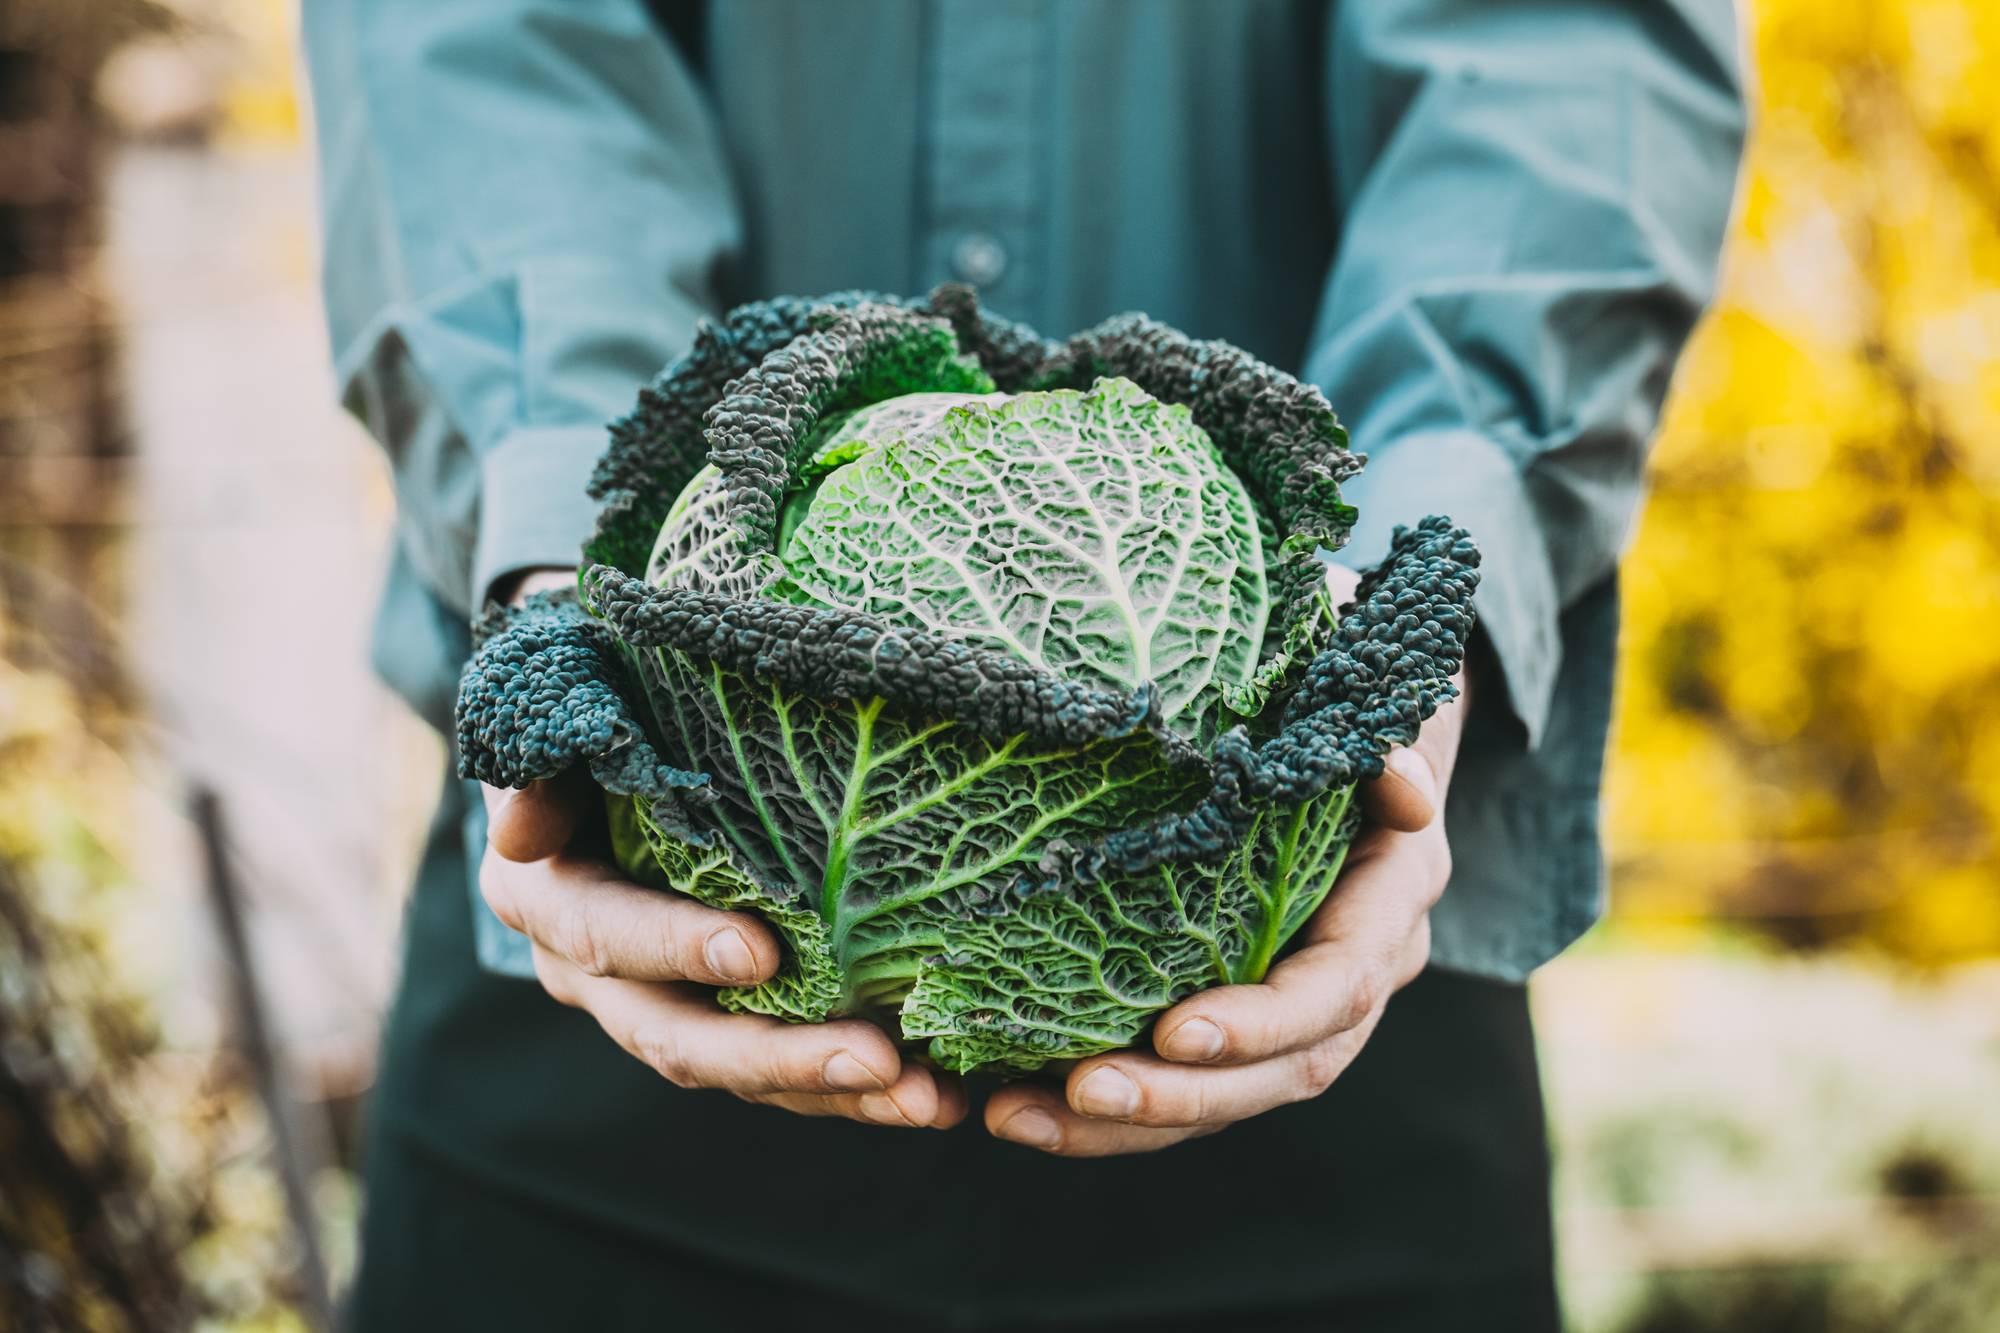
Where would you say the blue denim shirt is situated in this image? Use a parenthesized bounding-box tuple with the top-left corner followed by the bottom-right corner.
(304, 0, 1744, 982)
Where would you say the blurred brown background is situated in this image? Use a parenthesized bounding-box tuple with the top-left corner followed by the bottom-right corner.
(2, 2, 1996, 1330)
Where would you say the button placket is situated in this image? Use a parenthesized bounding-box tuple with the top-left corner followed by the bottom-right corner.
(920, 1, 1043, 315)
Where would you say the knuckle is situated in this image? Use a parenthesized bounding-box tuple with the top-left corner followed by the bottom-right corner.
(1425, 834, 1453, 894)
(553, 901, 612, 977)
(1296, 1042, 1343, 1099)
(634, 1029, 699, 1088)
(1120, 1073, 1207, 1130)
(529, 949, 578, 1006)
(1400, 918, 1433, 984)
(477, 850, 516, 923)
(770, 1050, 823, 1095)
(1131, 1066, 1205, 1127)
(1339, 975, 1383, 1030)
(1261, 990, 1313, 1051)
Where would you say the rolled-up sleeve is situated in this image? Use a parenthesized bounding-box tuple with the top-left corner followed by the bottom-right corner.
(1310, 0, 1746, 745)
(303, 0, 740, 616)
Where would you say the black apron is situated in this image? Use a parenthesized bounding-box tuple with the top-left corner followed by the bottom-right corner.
(343, 777, 1558, 1331)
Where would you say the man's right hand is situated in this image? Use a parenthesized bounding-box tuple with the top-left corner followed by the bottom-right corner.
(478, 779, 967, 1130)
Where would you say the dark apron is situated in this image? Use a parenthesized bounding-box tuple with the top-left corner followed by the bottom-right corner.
(343, 777, 1558, 1331)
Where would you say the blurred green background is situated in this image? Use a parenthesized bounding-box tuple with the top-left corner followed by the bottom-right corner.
(2, 2, 1995, 1329)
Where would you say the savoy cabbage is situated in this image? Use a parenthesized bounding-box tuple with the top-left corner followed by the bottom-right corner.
(456, 287, 1479, 1074)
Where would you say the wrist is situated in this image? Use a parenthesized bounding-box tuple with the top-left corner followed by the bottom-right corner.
(492, 566, 578, 608)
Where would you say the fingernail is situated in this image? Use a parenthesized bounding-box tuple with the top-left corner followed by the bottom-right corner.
(1386, 747, 1439, 808)
(859, 1090, 915, 1126)
(1074, 1067, 1140, 1118)
(703, 927, 757, 981)
(1162, 1017, 1225, 1063)
(998, 1107, 1061, 1149)
(823, 1050, 886, 1092)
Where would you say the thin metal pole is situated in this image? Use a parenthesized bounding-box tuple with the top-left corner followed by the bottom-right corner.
(191, 785, 336, 1330)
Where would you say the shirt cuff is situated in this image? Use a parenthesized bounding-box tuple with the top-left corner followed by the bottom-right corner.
(469, 423, 606, 609)
(1329, 428, 1561, 747)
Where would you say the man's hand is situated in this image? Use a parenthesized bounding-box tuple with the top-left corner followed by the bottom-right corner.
(476, 784, 960, 1128)
(481, 781, 968, 1129)
(985, 563, 1467, 1156)
(478, 569, 965, 1130)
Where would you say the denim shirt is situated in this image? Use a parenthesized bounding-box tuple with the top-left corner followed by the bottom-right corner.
(304, 0, 1745, 982)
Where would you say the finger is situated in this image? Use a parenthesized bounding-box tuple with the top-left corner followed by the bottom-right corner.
(1358, 669, 1470, 831)
(929, 1068, 972, 1128)
(1322, 560, 1361, 606)
(1153, 832, 1442, 1065)
(544, 957, 903, 1095)
(1066, 1024, 1375, 1129)
(484, 852, 778, 984)
(1324, 558, 1468, 832)
(485, 778, 585, 863)
(769, 1064, 954, 1128)
(985, 1085, 1218, 1157)
(743, 1065, 970, 1130)
(1358, 745, 1441, 832)
(498, 566, 579, 607)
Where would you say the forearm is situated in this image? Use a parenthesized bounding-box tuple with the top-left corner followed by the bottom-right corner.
(1310, 0, 1747, 743)
(303, 0, 740, 614)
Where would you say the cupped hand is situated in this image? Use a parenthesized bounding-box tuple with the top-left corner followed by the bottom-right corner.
(985, 563, 1467, 1156)
(479, 568, 964, 1130)
(480, 780, 967, 1129)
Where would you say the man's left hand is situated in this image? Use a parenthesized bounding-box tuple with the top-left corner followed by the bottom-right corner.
(984, 564, 1468, 1156)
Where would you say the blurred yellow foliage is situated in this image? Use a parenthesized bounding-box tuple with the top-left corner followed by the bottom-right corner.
(1608, 0, 2000, 962)
(214, 0, 299, 142)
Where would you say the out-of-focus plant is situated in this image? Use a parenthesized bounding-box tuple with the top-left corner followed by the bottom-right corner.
(1, 2, 319, 1323)
(0, 848, 195, 1329)
(0, 658, 193, 1328)
(0, 0, 170, 87)
(0, 658, 315, 1330)
(1610, 0, 2000, 962)
(1538, 950, 2000, 1333)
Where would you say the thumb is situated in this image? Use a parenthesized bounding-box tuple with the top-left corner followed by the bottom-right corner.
(483, 778, 583, 863)
(1361, 745, 1440, 832)
(1358, 669, 1470, 833)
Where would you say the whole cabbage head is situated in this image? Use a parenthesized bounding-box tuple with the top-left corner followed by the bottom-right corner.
(457, 287, 1479, 1074)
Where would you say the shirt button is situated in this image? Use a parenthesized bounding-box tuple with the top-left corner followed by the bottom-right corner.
(950, 232, 1008, 287)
